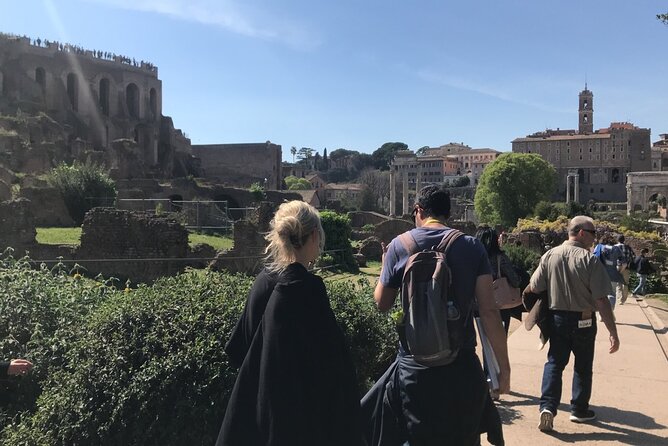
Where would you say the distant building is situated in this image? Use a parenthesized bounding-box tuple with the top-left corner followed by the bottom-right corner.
(512, 86, 651, 202)
(651, 133, 668, 171)
(390, 146, 501, 186)
(325, 183, 364, 203)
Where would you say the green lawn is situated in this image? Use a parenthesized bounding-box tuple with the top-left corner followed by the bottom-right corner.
(188, 233, 234, 251)
(36, 227, 234, 251)
(36, 227, 82, 245)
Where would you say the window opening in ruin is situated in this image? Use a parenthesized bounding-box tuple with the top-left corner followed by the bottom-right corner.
(99, 78, 110, 116)
(67, 73, 78, 111)
(126, 83, 139, 118)
(0, 71, 4, 95)
(611, 168, 619, 183)
(149, 88, 157, 121)
(134, 128, 139, 142)
(584, 115, 588, 122)
(35, 67, 46, 90)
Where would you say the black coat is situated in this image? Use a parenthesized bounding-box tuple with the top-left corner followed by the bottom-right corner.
(224, 269, 278, 368)
(217, 263, 365, 446)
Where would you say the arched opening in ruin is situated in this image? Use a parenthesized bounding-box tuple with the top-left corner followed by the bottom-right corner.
(126, 83, 139, 119)
(168, 194, 184, 212)
(215, 194, 242, 220)
(35, 67, 46, 90)
(0, 71, 4, 96)
(67, 73, 78, 111)
(149, 88, 157, 121)
(611, 168, 620, 183)
(99, 78, 110, 116)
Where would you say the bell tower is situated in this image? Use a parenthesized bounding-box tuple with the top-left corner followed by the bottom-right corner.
(578, 84, 593, 134)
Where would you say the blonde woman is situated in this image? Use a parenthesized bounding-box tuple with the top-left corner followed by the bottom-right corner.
(217, 201, 365, 446)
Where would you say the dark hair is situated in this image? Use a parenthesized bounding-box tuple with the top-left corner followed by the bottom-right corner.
(618, 235, 625, 243)
(475, 226, 502, 256)
(415, 185, 451, 219)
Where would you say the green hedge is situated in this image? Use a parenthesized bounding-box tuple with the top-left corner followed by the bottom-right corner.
(0, 254, 115, 432)
(0, 263, 396, 445)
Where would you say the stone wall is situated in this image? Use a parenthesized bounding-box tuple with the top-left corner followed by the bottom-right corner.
(0, 199, 37, 252)
(210, 202, 276, 274)
(348, 211, 390, 228)
(191, 143, 282, 190)
(77, 208, 189, 283)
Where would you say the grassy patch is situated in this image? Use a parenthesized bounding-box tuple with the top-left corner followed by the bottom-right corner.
(35, 227, 82, 245)
(646, 294, 668, 305)
(188, 232, 234, 251)
(359, 260, 382, 277)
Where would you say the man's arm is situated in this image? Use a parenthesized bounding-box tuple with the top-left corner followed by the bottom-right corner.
(374, 282, 398, 313)
(476, 274, 511, 394)
(594, 296, 620, 353)
(374, 241, 398, 312)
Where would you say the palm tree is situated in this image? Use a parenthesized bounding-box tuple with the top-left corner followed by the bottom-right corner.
(291, 146, 297, 163)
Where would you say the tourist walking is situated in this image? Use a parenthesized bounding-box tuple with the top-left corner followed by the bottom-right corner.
(632, 248, 655, 299)
(217, 201, 364, 446)
(363, 185, 509, 446)
(529, 216, 619, 432)
(614, 235, 635, 305)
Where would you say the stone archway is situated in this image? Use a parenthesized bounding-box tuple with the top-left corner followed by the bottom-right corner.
(626, 172, 668, 214)
(126, 83, 139, 118)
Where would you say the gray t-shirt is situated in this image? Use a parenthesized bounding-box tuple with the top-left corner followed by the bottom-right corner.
(530, 240, 612, 312)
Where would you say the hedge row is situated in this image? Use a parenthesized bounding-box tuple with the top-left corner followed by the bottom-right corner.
(0, 259, 396, 445)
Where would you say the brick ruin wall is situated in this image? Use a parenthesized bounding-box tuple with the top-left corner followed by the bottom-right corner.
(77, 208, 189, 283)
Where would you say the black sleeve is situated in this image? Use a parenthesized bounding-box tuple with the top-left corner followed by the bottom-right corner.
(0, 361, 9, 379)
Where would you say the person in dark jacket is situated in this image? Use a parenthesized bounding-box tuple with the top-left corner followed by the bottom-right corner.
(476, 226, 522, 401)
(632, 249, 655, 298)
(217, 200, 365, 446)
(0, 359, 33, 378)
(224, 268, 277, 368)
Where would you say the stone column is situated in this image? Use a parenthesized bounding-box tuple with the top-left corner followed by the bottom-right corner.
(574, 174, 580, 203)
(566, 174, 571, 203)
(402, 172, 408, 216)
(416, 166, 422, 197)
(389, 169, 396, 216)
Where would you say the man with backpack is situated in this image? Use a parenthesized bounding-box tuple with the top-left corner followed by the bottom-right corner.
(529, 216, 619, 432)
(364, 185, 510, 446)
(614, 235, 635, 305)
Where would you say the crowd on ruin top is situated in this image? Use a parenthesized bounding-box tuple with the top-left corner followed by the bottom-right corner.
(0, 32, 157, 72)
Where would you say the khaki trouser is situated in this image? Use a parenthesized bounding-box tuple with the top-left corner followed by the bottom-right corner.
(616, 269, 630, 304)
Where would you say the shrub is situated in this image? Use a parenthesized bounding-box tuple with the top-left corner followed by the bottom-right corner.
(320, 211, 359, 273)
(504, 244, 541, 276)
(326, 279, 397, 390)
(2, 268, 395, 444)
(46, 162, 117, 225)
(3, 271, 252, 446)
(248, 182, 265, 202)
(0, 254, 115, 433)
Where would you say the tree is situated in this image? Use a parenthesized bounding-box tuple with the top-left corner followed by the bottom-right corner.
(297, 147, 314, 165)
(451, 176, 470, 187)
(290, 146, 297, 162)
(47, 161, 117, 224)
(658, 13, 668, 24)
(322, 148, 329, 170)
(474, 153, 556, 228)
(372, 142, 408, 171)
(284, 175, 311, 190)
(358, 169, 390, 212)
(415, 145, 430, 156)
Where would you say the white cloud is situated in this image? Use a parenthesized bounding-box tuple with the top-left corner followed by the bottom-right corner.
(84, 0, 319, 50)
(415, 69, 572, 115)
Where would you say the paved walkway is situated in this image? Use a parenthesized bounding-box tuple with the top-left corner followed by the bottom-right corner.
(484, 299, 668, 445)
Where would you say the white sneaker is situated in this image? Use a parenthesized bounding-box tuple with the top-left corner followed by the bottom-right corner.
(538, 409, 554, 432)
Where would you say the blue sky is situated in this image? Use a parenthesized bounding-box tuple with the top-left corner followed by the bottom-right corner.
(2, 0, 667, 159)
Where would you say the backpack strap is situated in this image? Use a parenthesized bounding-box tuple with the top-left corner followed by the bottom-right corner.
(398, 231, 419, 256)
(435, 229, 464, 254)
